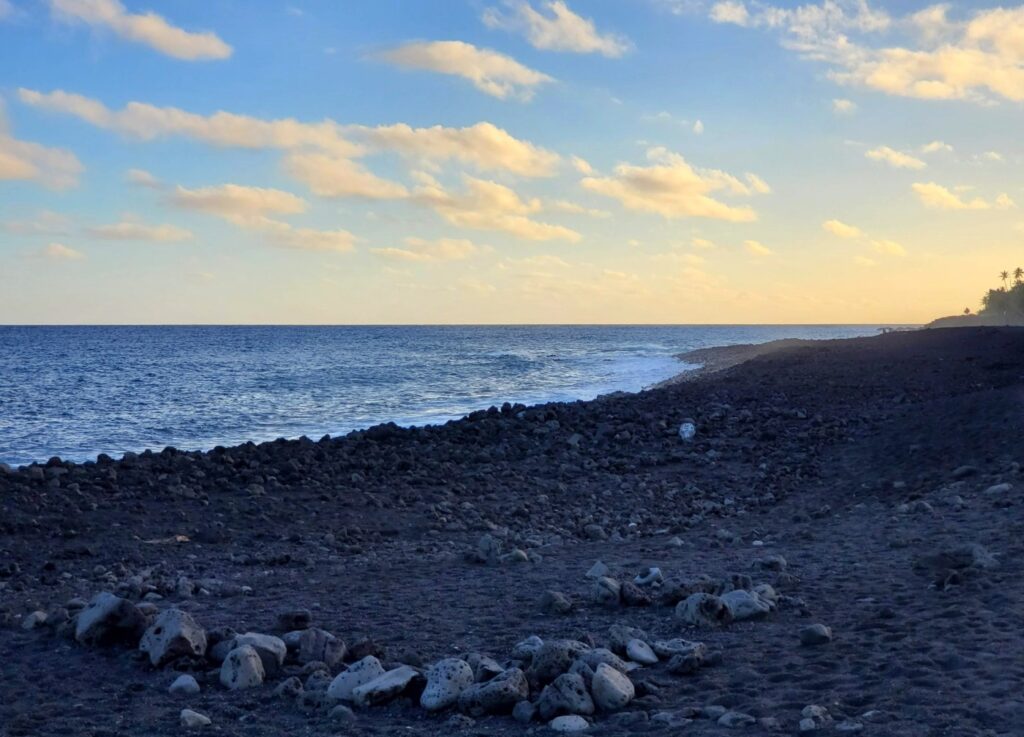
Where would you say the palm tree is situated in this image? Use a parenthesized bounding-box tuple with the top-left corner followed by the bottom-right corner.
(1000, 270, 1009, 289)
(1015, 267, 1023, 285)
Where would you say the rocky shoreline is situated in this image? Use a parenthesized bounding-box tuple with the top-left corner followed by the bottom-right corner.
(2, 327, 1024, 736)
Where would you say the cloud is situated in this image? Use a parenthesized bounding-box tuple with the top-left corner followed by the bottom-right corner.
(854, 255, 877, 267)
(0, 0, 12, 19)
(691, 237, 717, 249)
(483, 0, 630, 57)
(88, 220, 193, 242)
(349, 121, 560, 177)
(283, 153, 410, 199)
(911, 181, 1010, 210)
(371, 237, 480, 262)
(0, 102, 82, 189)
(549, 199, 610, 218)
(2, 210, 73, 235)
(41, 242, 85, 260)
(125, 167, 161, 188)
(981, 150, 1003, 162)
(375, 41, 552, 100)
(50, 0, 231, 60)
(822, 219, 862, 238)
(832, 97, 857, 114)
(744, 239, 773, 256)
(692, 119, 705, 134)
(581, 147, 765, 222)
(571, 155, 593, 174)
(709, 1, 1024, 104)
(920, 140, 953, 154)
(745, 172, 771, 194)
(865, 145, 925, 169)
(871, 238, 906, 256)
(413, 174, 581, 242)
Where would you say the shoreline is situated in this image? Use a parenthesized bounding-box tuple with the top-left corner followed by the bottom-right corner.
(2, 326, 1024, 735)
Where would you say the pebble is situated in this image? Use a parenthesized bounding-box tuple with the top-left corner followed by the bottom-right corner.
(169, 675, 201, 695)
(328, 704, 356, 723)
(633, 567, 663, 586)
(140, 609, 208, 667)
(232, 632, 287, 673)
(541, 590, 574, 615)
(179, 709, 211, 729)
(21, 610, 47, 630)
(585, 561, 609, 579)
(296, 628, 346, 668)
(721, 589, 772, 621)
(591, 663, 634, 711)
(420, 658, 474, 711)
(537, 672, 595, 720)
(799, 624, 833, 646)
(550, 715, 590, 732)
(718, 711, 757, 728)
(529, 639, 591, 685)
(351, 665, 422, 707)
(511, 635, 545, 661)
(458, 668, 530, 716)
(74, 592, 146, 646)
(675, 593, 732, 626)
(220, 645, 265, 690)
(625, 639, 658, 665)
(592, 577, 621, 606)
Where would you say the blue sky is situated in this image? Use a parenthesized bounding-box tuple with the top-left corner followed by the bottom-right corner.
(1, 0, 1022, 323)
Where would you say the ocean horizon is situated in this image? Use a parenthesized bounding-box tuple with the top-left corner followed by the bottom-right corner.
(1, 324, 891, 466)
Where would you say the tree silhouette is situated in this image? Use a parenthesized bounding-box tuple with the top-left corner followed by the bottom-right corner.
(1000, 270, 1009, 289)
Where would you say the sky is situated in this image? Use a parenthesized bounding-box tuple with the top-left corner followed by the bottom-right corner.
(1, 0, 1022, 324)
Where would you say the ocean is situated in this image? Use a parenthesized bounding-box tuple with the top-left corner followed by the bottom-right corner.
(0, 325, 886, 466)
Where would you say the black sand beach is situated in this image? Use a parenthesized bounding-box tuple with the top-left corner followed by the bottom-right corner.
(2, 327, 1024, 736)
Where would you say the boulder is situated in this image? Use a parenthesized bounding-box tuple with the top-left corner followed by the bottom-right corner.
(180, 709, 211, 728)
(220, 645, 265, 690)
(169, 674, 201, 695)
(537, 673, 595, 721)
(592, 577, 621, 607)
(625, 639, 658, 665)
(511, 635, 544, 661)
(675, 593, 732, 627)
(721, 590, 772, 621)
(351, 665, 423, 707)
(297, 628, 346, 668)
(529, 639, 591, 686)
(74, 592, 147, 646)
(579, 648, 634, 674)
(800, 624, 833, 646)
(718, 711, 757, 728)
(652, 639, 706, 660)
(608, 624, 648, 654)
(458, 668, 529, 716)
(232, 632, 287, 673)
(140, 609, 207, 667)
(277, 609, 312, 631)
(541, 590, 573, 615)
(327, 656, 386, 701)
(420, 658, 474, 711)
(591, 663, 634, 711)
(550, 715, 590, 732)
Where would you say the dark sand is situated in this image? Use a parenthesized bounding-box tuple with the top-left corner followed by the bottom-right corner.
(2, 326, 1024, 736)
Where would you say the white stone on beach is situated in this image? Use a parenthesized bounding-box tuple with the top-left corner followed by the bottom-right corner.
(220, 645, 265, 690)
(625, 639, 658, 665)
(327, 656, 386, 701)
(140, 609, 207, 667)
(169, 674, 201, 695)
(591, 663, 634, 711)
(232, 632, 286, 673)
(351, 665, 421, 707)
(550, 714, 590, 732)
(180, 709, 211, 728)
(420, 658, 474, 711)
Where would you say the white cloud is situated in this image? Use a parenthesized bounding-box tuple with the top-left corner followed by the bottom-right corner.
(911, 181, 1009, 210)
(413, 174, 581, 242)
(50, 0, 231, 60)
(571, 155, 593, 174)
(832, 97, 857, 114)
(0, 0, 12, 20)
(0, 101, 82, 189)
(375, 41, 552, 100)
(581, 147, 765, 222)
(871, 238, 906, 256)
(822, 219, 862, 239)
(41, 242, 84, 260)
(549, 199, 610, 218)
(744, 239, 773, 256)
(1, 210, 73, 235)
(712, 1, 1024, 104)
(920, 140, 953, 154)
(171, 184, 306, 223)
(710, 1, 750, 26)
(284, 153, 410, 199)
(371, 237, 480, 262)
(865, 145, 926, 169)
(981, 150, 1003, 162)
(88, 220, 193, 242)
(692, 119, 705, 134)
(349, 121, 560, 177)
(854, 255, 877, 267)
(125, 167, 161, 188)
(483, 1, 630, 57)
(691, 237, 717, 249)
(745, 172, 771, 193)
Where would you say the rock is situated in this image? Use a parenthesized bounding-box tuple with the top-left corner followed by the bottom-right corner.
(511, 635, 545, 661)
(585, 561, 609, 579)
(446, 713, 475, 729)
(297, 628, 346, 668)
(579, 648, 634, 674)
(652, 639, 707, 659)
(220, 645, 265, 690)
(801, 705, 832, 730)
(985, 482, 1012, 495)
(468, 653, 504, 682)
(592, 577, 621, 606)
(501, 548, 529, 564)
(475, 533, 502, 564)
(274, 676, 303, 699)
(620, 581, 652, 606)
(718, 711, 757, 728)
(550, 715, 590, 732)
(666, 653, 703, 675)
(952, 465, 977, 479)
(583, 524, 607, 540)
(232, 632, 287, 673)
(168, 674, 200, 695)
(835, 720, 864, 732)
(541, 590, 573, 615)
(537, 673, 595, 721)
(608, 624, 648, 654)
(421, 658, 474, 711)
(21, 610, 47, 630)
(633, 567, 663, 586)
(458, 667, 529, 716)
(799, 624, 833, 646)
(351, 665, 423, 707)
(678, 420, 696, 441)
(74, 592, 147, 646)
(568, 659, 595, 689)
(529, 639, 591, 686)
(675, 593, 732, 626)
(721, 590, 772, 621)
(327, 656, 386, 701)
(626, 639, 658, 665)
(179, 709, 211, 728)
(328, 704, 356, 723)
(591, 663, 634, 711)
(756, 555, 788, 572)
(513, 700, 537, 723)
(140, 609, 207, 667)
(277, 609, 312, 631)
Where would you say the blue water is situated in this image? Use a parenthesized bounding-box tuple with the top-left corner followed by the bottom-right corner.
(0, 325, 886, 466)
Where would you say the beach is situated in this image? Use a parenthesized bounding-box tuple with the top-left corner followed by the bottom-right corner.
(2, 326, 1023, 736)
